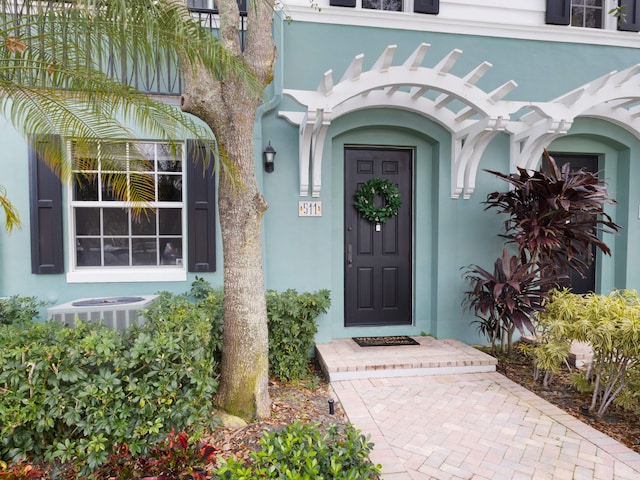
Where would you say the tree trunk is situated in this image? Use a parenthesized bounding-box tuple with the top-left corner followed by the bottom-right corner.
(178, 0, 277, 420)
(215, 131, 271, 420)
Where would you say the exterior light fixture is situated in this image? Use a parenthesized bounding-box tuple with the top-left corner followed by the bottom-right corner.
(263, 141, 276, 173)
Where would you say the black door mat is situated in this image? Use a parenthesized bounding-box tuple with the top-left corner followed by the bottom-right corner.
(352, 336, 420, 347)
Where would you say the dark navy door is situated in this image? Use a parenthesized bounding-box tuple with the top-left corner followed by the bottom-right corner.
(344, 147, 413, 327)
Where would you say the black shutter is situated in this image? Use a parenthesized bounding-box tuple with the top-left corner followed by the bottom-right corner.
(546, 0, 571, 25)
(414, 0, 439, 14)
(618, 0, 640, 31)
(330, 0, 356, 6)
(186, 140, 216, 272)
(29, 136, 64, 274)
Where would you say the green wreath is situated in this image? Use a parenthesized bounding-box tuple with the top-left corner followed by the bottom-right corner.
(354, 178, 402, 224)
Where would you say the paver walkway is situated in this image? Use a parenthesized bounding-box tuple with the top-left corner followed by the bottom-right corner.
(318, 339, 640, 479)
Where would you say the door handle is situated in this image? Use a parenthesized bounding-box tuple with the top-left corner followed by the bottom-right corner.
(347, 244, 353, 267)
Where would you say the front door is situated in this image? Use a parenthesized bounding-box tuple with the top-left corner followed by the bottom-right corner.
(549, 153, 598, 294)
(344, 147, 412, 327)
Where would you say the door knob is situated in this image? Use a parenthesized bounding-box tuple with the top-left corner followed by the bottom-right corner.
(347, 244, 353, 267)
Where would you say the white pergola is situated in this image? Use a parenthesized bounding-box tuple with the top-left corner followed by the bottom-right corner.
(279, 43, 640, 199)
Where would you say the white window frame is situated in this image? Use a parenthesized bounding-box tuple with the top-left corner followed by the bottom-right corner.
(66, 140, 187, 283)
(571, 0, 619, 30)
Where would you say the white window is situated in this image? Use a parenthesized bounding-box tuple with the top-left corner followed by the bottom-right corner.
(571, 0, 605, 28)
(67, 140, 187, 283)
(362, 0, 403, 12)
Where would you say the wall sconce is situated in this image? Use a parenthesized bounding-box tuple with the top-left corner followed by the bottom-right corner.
(263, 141, 276, 173)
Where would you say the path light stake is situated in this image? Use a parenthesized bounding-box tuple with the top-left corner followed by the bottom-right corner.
(328, 399, 335, 415)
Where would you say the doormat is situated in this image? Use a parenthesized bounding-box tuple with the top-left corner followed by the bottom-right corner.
(352, 336, 419, 347)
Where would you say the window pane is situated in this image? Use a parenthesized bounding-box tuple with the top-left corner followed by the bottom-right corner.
(76, 238, 101, 266)
(571, 6, 584, 26)
(74, 173, 98, 201)
(130, 142, 156, 172)
(130, 173, 156, 202)
(104, 238, 129, 266)
(72, 155, 99, 172)
(161, 239, 182, 265)
(585, 8, 602, 28)
(158, 159, 182, 173)
(72, 143, 99, 170)
(103, 208, 129, 235)
(75, 208, 100, 235)
(158, 175, 183, 201)
(158, 143, 182, 172)
(132, 238, 157, 265)
(159, 209, 182, 235)
(101, 143, 128, 172)
(132, 211, 156, 235)
(382, 0, 402, 11)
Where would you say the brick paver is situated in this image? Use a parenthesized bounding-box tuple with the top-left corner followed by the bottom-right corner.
(331, 372, 640, 479)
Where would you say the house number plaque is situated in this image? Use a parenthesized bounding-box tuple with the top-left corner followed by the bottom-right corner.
(298, 201, 322, 217)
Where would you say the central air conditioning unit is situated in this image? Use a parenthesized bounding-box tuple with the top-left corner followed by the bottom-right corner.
(47, 295, 158, 332)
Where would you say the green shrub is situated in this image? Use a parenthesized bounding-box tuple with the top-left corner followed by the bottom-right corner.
(147, 284, 225, 365)
(536, 288, 640, 417)
(0, 295, 43, 326)
(189, 279, 331, 382)
(267, 289, 331, 381)
(214, 422, 380, 479)
(0, 281, 331, 474)
(0, 299, 218, 474)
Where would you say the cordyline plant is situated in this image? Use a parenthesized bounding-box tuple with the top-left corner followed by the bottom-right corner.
(464, 150, 619, 354)
(484, 150, 619, 279)
(463, 249, 561, 355)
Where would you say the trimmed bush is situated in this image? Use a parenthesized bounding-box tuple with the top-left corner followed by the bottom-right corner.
(0, 295, 43, 326)
(0, 297, 219, 473)
(267, 289, 331, 381)
(214, 422, 380, 479)
(0, 281, 331, 474)
(188, 279, 331, 381)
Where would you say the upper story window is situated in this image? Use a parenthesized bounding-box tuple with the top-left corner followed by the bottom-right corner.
(547, 0, 640, 32)
(571, 0, 604, 28)
(70, 141, 186, 276)
(363, 0, 402, 12)
(329, 0, 438, 15)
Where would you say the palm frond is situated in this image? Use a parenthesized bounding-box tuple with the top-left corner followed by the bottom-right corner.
(0, 185, 20, 231)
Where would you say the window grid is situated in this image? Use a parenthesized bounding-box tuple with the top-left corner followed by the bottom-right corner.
(70, 141, 184, 269)
(571, 0, 604, 28)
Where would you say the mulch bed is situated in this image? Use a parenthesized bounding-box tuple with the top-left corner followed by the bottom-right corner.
(203, 361, 348, 467)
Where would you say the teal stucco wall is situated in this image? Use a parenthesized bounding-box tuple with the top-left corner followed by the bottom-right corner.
(3, 14, 640, 346)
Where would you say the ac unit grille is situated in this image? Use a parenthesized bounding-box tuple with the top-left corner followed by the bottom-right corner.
(47, 295, 158, 331)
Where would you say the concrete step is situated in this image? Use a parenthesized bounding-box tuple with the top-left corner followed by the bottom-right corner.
(315, 336, 497, 382)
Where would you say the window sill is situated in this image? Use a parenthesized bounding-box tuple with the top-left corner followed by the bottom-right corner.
(66, 267, 187, 284)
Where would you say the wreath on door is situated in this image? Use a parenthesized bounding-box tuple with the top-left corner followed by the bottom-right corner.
(354, 178, 402, 224)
